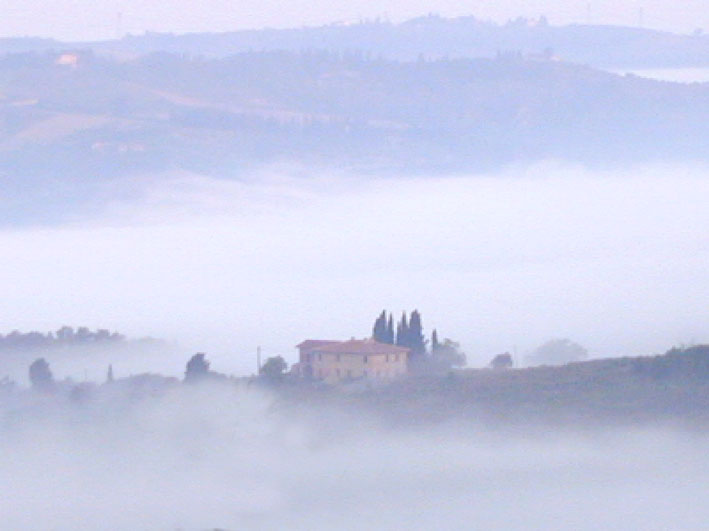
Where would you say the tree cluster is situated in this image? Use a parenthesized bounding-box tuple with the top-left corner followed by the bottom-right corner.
(0, 327, 126, 350)
(490, 352, 514, 370)
(184, 353, 213, 383)
(29, 358, 55, 392)
(372, 310, 466, 369)
(372, 311, 395, 345)
(183, 352, 290, 384)
(19, 351, 290, 397)
(373, 310, 427, 357)
(525, 339, 588, 367)
(432, 335, 467, 369)
(259, 356, 288, 381)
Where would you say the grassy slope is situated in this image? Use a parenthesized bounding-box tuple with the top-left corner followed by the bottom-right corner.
(276, 346, 709, 428)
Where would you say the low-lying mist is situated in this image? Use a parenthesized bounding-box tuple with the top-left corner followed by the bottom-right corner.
(1, 161, 708, 378)
(0, 341, 185, 386)
(2, 381, 708, 530)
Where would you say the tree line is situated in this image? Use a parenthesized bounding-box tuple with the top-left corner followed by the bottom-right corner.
(372, 310, 466, 369)
(19, 351, 289, 396)
(0, 327, 126, 350)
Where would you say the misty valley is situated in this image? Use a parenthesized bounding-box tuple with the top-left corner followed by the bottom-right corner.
(2, 318, 709, 529)
(2, 11, 709, 531)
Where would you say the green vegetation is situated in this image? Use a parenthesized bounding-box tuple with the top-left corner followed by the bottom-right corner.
(489, 352, 513, 369)
(28, 358, 54, 392)
(1, 50, 708, 224)
(372, 310, 464, 370)
(345, 345, 709, 426)
(184, 352, 210, 383)
(259, 356, 288, 380)
(4, 16, 709, 68)
(525, 338, 588, 366)
(0, 327, 125, 350)
(9, 344, 709, 428)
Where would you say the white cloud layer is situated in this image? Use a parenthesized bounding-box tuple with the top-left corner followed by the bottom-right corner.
(1, 383, 708, 530)
(1, 162, 707, 379)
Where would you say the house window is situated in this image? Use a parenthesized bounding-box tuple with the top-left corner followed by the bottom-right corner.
(395, 354, 399, 362)
(318, 354, 322, 361)
(385, 355, 389, 363)
(336, 355, 341, 362)
(364, 356, 368, 363)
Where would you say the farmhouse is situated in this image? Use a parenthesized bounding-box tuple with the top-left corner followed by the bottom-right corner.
(294, 338, 410, 383)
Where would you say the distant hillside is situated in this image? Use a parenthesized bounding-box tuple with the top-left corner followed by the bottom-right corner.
(1, 48, 708, 224)
(2, 16, 709, 69)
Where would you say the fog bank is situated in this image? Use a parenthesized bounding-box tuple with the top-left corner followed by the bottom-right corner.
(1, 162, 708, 378)
(1, 383, 708, 530)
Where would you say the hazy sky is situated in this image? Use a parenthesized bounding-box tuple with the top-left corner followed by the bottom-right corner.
(2, 0, 707, 41)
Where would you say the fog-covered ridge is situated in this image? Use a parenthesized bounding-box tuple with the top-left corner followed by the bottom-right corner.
(2, 15, 709, 68)
(3, 10, 708, 530)
(2, 358, 709, 530)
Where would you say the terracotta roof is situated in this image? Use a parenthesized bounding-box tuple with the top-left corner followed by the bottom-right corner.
(311, 339, 410, 355)
(296, 340, 340, 350)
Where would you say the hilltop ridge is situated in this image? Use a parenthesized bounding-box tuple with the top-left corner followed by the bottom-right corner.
(279, 345, 709, 427)
(2, 15, 709, 68)
(2, 49, 708, 224)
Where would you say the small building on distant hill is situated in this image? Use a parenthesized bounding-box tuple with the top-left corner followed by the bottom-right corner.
(55, 53, 80, 67)
(294, 338, 409, 383)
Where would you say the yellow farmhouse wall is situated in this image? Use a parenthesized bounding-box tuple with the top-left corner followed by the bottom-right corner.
(310, 352, 407, 383)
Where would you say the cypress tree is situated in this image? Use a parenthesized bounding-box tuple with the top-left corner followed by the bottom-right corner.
(408, 310, 426, 357)
(396, 312, 409, 346)
(372, 310, 388, 342)
(386, 313, 395, 344)
(431, 329, 439, 354)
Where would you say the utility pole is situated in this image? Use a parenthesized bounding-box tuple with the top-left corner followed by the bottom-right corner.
(256, 346, 262, 375)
